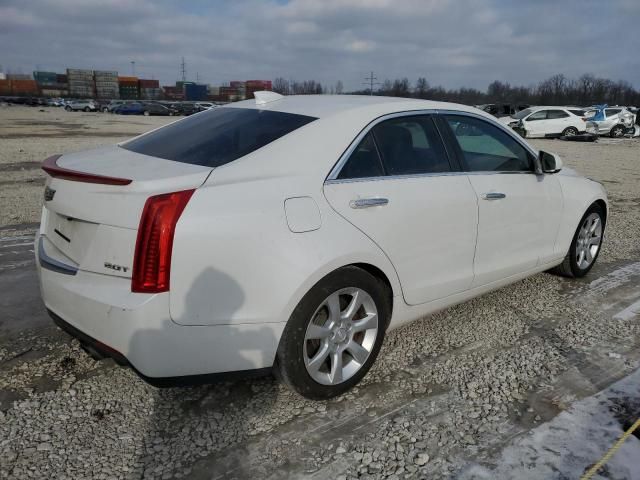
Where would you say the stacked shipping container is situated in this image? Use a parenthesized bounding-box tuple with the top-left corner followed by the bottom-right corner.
(94, 70, 119, 99)
(67, 68, 94, 98)
(139, 79, 160, 99)
(118, 76, 139, 99)
(245, 80, 272, 100)
(34, 71, 69, 97)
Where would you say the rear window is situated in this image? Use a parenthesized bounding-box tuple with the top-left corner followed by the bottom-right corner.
(122, 107, 317, 167)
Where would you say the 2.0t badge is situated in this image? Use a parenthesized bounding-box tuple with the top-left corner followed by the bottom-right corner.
(44, 186, 56, 201)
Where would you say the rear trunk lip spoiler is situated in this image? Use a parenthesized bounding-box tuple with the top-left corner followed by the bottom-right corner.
(42, 155, 133, 185)
(38, 235, 78, 275)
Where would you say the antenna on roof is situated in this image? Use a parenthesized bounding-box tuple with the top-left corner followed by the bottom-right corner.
(254, 91, 283, 105)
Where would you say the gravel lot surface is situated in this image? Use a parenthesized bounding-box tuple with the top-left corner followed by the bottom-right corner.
(1, 105, 639, 479)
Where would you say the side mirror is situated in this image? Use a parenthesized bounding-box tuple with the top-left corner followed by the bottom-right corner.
(539, 150, 563, 173)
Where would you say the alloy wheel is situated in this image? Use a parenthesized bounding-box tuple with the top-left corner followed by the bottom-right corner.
(576, 212, 602, 269)
(303, 287, 378, 385)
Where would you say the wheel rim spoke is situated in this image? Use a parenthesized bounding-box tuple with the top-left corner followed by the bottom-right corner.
(306, 323, 332, 340)
(342, 290, 363, 320)
(352, 313, 378, 333)
(326, 293, 341, 323)
(346, 341, 369, 364)
(589, 235, 601, 246)
(329, 351, 343, 384)
(306, 343, 330, 373)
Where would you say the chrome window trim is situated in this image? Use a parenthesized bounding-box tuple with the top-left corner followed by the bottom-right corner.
(325, 109, 540, 184)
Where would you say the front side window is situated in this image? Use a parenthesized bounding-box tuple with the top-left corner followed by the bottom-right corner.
(527, 111, 547, 121)
(546, 110, 570, 119)
(123, 107, 316, 167)
(444, 115, 533, 172)
(568, 109, 585, 117)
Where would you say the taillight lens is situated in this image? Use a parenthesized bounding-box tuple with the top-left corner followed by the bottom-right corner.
(132, 189, 194, 293)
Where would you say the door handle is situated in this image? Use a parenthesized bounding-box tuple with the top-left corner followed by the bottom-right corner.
(481, 192, 506, 200)
(349, 198, 389, 209)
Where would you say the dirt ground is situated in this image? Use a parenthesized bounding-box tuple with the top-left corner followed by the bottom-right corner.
(0, 105, 639, 479)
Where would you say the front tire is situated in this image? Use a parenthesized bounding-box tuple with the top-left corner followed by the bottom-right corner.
(562, 127, 578, 137)
(551, 204, 604, 278)
(275, 266, 390, 399)
(143, 110, 150, 116)
(83, 107, 90, 112)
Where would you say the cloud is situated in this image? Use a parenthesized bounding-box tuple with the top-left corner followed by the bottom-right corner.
(0, 0, 637, 91)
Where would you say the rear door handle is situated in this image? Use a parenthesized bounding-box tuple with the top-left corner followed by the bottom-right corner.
(481, 192, 506, 200)
(350, 198, 389, 209)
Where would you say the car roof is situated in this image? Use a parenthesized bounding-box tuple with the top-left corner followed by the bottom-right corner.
(225, 94, 487, 120)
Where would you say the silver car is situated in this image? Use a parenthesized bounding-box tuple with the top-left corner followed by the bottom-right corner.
(585, 107, 638, 137)
(64, 100, 97, 112)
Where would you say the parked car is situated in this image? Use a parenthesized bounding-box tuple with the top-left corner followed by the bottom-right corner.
(196, 102, 215, 110)
(173, 102, 200, 116)
(499, 106, 590, 138)
(65, 100, 97, 112)
(584, 105, 639, 137)
(37, 93, 607, 399)
(101, 100, 125, 113)
(475, 103, 530, 118)
(113, 102, 145, 115)
(141, 102, 174, 116)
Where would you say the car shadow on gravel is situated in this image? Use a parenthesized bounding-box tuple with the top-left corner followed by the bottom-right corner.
(132, 267, 280, 479)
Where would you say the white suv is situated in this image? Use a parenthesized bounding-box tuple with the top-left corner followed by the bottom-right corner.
(499, 106, 588, 138)
(65, 100, 98, 112)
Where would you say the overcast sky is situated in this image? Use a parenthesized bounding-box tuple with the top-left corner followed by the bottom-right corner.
(1, 0, 638, 91)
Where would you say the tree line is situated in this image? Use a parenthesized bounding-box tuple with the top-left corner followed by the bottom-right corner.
(273, 74, 640, 106)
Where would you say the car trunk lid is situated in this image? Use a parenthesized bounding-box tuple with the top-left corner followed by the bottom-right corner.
(41, 145, 211, 279)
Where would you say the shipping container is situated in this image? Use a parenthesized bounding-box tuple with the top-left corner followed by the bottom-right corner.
(138, 79, 160, 88)
(94, 70, 118, 78)
(67, 68, 93, 75)
(11, 79, 38, 92)
(34, 71, 58, 84)
(0, 80, 11, 94)
(7, 73, 32, 80)
(184, 83, 208, 101)
(56, 74, 68, 84)
(41, 88, 69, 97)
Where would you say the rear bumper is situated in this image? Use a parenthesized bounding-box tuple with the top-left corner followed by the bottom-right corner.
(36, 234, 285, 382)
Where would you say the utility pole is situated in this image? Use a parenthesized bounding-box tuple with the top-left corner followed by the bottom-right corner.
(131, 61, 136, 76)
(363, 71, 380, 96)
(180, 57, 186, 82)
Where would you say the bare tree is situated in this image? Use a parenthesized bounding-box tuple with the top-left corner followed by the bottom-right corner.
(272, 77, 290, 95)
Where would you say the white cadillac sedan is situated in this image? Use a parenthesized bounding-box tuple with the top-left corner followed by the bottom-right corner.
(37, 93, 607, 399)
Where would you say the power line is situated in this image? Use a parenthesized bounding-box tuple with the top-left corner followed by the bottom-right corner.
(363, 71, 380, 96)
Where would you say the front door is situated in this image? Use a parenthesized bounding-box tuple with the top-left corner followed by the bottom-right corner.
(324, 114, 478, 305)
(439, 114, 562, 286)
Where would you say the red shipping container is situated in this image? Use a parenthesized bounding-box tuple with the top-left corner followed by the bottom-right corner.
(11, 79, 38, 93)
(0, 79, 12, 94)
(139, 79, 160, 88)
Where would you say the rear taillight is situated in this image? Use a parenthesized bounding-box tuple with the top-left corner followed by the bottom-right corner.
(132, 189, 194, 293)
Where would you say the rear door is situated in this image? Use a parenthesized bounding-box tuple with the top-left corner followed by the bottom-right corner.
(324, 113, 478, 305)
(438, 113, 563, 286)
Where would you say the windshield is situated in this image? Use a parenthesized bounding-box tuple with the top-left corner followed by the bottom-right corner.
(513, 108, 533, 120)
(122, 107, 317, 167)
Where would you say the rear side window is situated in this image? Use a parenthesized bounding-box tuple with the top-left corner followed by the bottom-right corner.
(372, 116, 450, 175)
(337, 133, 384, 179)
(546, 110, 570, 119)
(122, 107, 316, 167)
(605, 109, 622, 117)
(568, 109, 585, 116)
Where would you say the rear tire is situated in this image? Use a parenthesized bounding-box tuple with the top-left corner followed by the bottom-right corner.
(143, 110, 150, 116)
(65, 106, 71, 112)
(610, 125, 625, 138)
(562, 127, 578, 137)
(275, 266, 390, 399)
(83, 107, 90, 112)
(551, 204, 605, 278)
